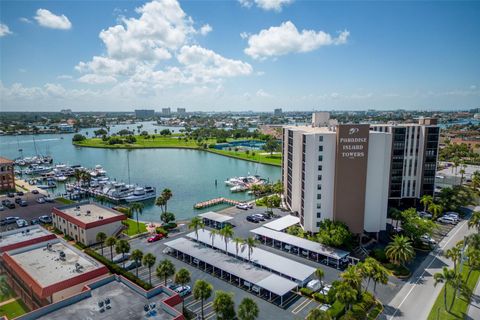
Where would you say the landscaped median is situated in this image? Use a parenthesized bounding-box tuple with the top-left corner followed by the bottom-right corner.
(427, 264, 480, 320)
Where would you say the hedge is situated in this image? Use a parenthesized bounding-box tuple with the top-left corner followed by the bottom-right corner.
(313, 293, 329, 304)
(328, 300, 345, 318)
(85, 248, 152, 290)
(300, 287, 314, 297)
(367, 304, 383, 320)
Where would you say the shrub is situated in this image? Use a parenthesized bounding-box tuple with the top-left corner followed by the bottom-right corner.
(125, 135, 136, 144)
(52, 227, 63, 235)
(64, 234, 73, 241)
(108, 137, 123, 145)
(75, 242, 87, 249)
(300, 287, 314, 297)
(313, 293, 328, 303)
(162, 222, 177, 230)
(208, 144, 216, 149)
(370, 248, 388, 263)
(85, 249, 152, 290)
(367, 304, 383, 320)
(156, 227, 168, 236)
(327, 300, 345, 318)
(72, 134, 86, 142)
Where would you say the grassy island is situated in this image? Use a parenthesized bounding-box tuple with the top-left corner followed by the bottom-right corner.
(73, 134, 282, 166)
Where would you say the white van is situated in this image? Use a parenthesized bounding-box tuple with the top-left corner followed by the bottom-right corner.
(306, 279, 322, 292)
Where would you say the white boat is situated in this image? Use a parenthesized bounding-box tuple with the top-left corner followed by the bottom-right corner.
(90, 165, 107, 177)
(230, 185, 248, 193)
(124, 186, 157, 202)
(54, 175, 68, 182)
(24, 165, 53, 175)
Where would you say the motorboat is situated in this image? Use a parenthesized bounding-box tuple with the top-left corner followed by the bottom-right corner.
(90, 165, 107, 177)
(124, 186, 157, 202)
(230, 185, 248, 193)
(24, 164, 53, 175)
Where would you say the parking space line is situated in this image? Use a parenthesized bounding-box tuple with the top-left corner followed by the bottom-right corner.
(193, 301, 213, 313)
(292, 297, 313, 314)
(204, 310, 216, 320)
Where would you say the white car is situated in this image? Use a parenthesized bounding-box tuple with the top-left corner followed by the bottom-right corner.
(16, 219, 28, 228)
(444, 212, 459, 220)
(418, 211, 432, 219)
(319, 304, 331, 312)
(36, 197, 46, 204)
(236, 203, 249, 210)
(420, 234, 436, 245)
(438, 216, 457, 225)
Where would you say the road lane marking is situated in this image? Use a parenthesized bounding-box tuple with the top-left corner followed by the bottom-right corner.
(292, 298, 313, 314)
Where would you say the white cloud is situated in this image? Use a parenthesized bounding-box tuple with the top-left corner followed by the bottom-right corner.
(199, 24, 212, 36)
(256, 89, 271, 97)
(244, 21, 349, 60)
(239, 0, 293, 11)
(240, 32, 249, 39)
(0, 23, 12, 37)
(78, 74, 118, 84)
(57, 74, 73, 80)
(19, 17, 32, 24)
(34, 9, 72, 30)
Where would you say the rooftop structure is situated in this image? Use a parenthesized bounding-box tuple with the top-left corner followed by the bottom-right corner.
(186, 229, 315, 285)
(19, 275, 183, 320)
(0, 226, 56, 253)
(262, 215, 300, 232)
(54, 202, 124, 226)
(198, 211, 233, 223)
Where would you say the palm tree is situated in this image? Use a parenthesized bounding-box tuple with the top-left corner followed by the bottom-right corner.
(306, 309, 331, 320)
(459, 167, 466, 185)
(155, 195, 166, 214)
(315, 268, 325, 298)
(188, 216, 205, 242)
(385, 235, 415, 267)
(131, 249, 143, 277)
(445, 246, 461, 273)
(340, 265, 362, 295)
(468, 211, 480, 231)
(96, 232, 107, 256)
(472, 171, 480, 190)
(74, 170, 83, 186)
(433, 267, 457, 310)
(209, 229, 218, 247)
(388, 208, 402, 229)
(105, 236, 117, 261)
(193, 280, 213, 320)
(371, 261, 389, 294)
(420, 195, 433, 212)
(174, 268, 191, 310)
(129, 202, 144, 233)
(161, 188, 173, 213)
(244, 237, 257, 262)
(157, 259, 176, 286)
(237, 297, 259, 320)
(142, 253, 156, 286)
(250, 184, 261, 201)
(233, 237, 244, 257)
(335, 282, 357, 311)
(428, 203, 443, 219)
(115, 239, 130, 268)
(219, 225, 234, 253)
(213, 291, 236, 320)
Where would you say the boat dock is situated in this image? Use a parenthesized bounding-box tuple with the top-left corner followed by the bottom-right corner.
(194, 197, 241, 210)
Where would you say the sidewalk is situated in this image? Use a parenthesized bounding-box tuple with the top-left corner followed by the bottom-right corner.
(467, 278, 480, 319)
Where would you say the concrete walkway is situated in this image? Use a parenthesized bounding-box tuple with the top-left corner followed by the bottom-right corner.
(0, 297, 19, 307)
(467, 278, 480, 320)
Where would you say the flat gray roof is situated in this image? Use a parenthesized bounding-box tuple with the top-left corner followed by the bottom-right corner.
(34, 277, 177, 320)
(251, 227, 350, 260)
(0, 226, 53, 250)
(263, 215, 300, 231)
(165, 237, 297, 296)
(198, 211, 233, 223)
(58, 202, 122, 224)
(186, 229, 315, 283)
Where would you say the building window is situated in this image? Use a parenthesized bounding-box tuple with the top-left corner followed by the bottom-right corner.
(318, 155, 323, 161)
(317, 184, 322, 190)
(317, 194, 321, 199)
(317, 203, 321, 209)
(316, 222, 321, 227)
(318, 175, 322, 181)
(319, 146, 323, 152)
(319, 136, 323, 142)
(318, 165, 322, 171)
(317, 212, 321, 218)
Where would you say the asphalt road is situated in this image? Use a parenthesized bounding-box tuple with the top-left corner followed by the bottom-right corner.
(382, 206, 479, 320)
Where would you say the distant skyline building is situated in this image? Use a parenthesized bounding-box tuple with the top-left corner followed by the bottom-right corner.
(274, 108, 283, 116)
(282, 113, 391, 234)
(371, 118, 439, 207)
(134, 109, 155, 118)
(177, 108, 186, 115)
(162, 108, 171, 117)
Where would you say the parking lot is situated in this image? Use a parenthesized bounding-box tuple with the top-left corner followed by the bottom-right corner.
(0, 191, 58, 231)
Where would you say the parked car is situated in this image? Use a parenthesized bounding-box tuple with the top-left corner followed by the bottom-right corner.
(44, 196, 54, 202)
(16, 219, 28, 228)
(306, 279, 322, 292)
(319, 284, 332, 296)
(418, 211, 432, 219)
(168, 283, 179, 291)
(19, 200, 28, 207)
(246, 215, 260, 223)
(438, 216, 458, 225)
(318, 304, 331, 312)
(162, 247, 172, 255)
(1, 199, 11, 206)
(147, 233, 164, 243)
(15, 197, 23, 204)
(252, 214, 266, 221)
(6, 203, 15, 209)
(444, 212, 460, 220)
(420, 234, 436, 245)
(31, 189, 39, 194)
(38, 215, 52, 224)
(7, 192, 15, 198)
(174, 285, 191, 297)
(112, 253, 131, 264)
(123, 260, 140, 271)
(36, 197, 46, 204)
(1, 217, 19, 225)
(236, 203, 249, 210)
(16, 191, 24, 196)
(0, 205, 4, 211)
(30, 218, 40, 225)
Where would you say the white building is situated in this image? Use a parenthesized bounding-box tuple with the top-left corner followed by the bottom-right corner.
(282, 113, 391, 234)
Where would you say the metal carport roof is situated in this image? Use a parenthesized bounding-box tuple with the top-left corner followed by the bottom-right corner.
(198, 211, 233, 223)
(262, 215, 300, 231)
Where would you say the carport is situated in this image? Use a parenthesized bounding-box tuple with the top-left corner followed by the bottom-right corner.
(263, 215, 300, 231)
(186, 229, 315, 286)
(164, 237, 297, 307)
(198, 211, 233, 229)
(250, 227, 350, 269)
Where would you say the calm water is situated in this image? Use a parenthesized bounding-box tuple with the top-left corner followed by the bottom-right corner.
(0, 123, 280, 222)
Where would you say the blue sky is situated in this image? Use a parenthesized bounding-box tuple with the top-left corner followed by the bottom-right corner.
(0, 0, 479, 111)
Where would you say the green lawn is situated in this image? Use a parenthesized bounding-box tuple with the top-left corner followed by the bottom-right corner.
(123, 218, 148, 236)
(55, 197, 76, 205)
(0, 276, 15, 302)
(0, 299, 29, 319)
(428, 264, 480, 320)
(74, 135, 282, 166)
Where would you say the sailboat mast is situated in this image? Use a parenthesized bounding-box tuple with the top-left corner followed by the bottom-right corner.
(127, 151, 131, 185)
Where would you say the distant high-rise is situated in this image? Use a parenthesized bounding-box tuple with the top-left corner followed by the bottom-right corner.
(177, 108, 186, 115)
(274, 108, 283, 116)
(162, 108, 171, 117)
(134, 109, 155, 118)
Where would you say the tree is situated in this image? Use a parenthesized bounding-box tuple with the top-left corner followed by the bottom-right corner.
(428, 203, 443, 219)
(315, 268, 325, 298)
(445, 246, 461, 273)
(472, 171, 480, 190)
(385, 235, 415, 267)
(131, 249, 143, 278)
(105, 236, 117, 261)
(370, 260, 389, 294)
(174, 268, 191, 310)
(233, 237, 244, 257)
(161, 212, 176, 225)
(193, 280, 213, 320)
(335, 282, 357, 311)
(157, 259, 176, 286)
(115, 239, 131, 268)
(433, 267, 458, 311)
(244, 237, 257, 261)
(306, 309, 332, 320)
(388, 208, 402, 229)
(420, 195, 433, 212)
(219, 225, 234, 253)
(96, 232, 107, 256)
(188, 216, 205, 242)
(466, 248, 480, 282)
(142, 253, 156, 285)
(72, 134, 86, 142)
(262, 138, 280, 155)
(129, 202, 144, 233)
(341, 265, 362, 295)
(213, 291, 236, 320)
(161, 188, 173, 213)
(209, 229, 218, 247)
(316, 219, 352, 248)
(237, 297, 259, 320)
(468, 211, 480, 231)
(155, 196, 166, 214)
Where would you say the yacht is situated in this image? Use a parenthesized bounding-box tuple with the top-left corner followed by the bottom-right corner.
(230, 184, 248, 193)
(124, 186, 157, 202)
(90, 165, 107, 177)
(24, 165, 53, 175)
